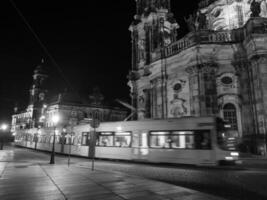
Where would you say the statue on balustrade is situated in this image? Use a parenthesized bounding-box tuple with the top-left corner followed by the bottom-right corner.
(184, 14, 197, 32)
(185, 10, 207, 31)
(250, 0, 261, 17)
(196, 10, 207, 30)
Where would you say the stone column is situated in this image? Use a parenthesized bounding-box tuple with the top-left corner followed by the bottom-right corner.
(186, 65, 200, 116)
(233, 60, 254, 136)
(250, 55, 267, 136)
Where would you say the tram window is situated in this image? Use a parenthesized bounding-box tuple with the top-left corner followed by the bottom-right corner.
(131, 133, 139, 148)
(77, 136, 82, 145)
(98, 132, 114, 147)
(171, 131, 194, 149)
(65, 135, 74, 145)
(114, 132, 131, 147)
(81, 132, 90, 146)
(150, 132, 170, 148)
(194, 130, 211, 149)
(73, 137, 78, 145)
(73, 136, 81, 145)
(185, 135, 195, 149)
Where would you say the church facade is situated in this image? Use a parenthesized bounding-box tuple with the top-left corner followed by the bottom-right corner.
(128, 0, 267, 142)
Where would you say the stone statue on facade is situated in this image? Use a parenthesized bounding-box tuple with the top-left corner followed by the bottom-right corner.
(138, 39, 146, 61)
(250, 0, 261, 17)
(170, 94, 187, 117)
(196, 10, 207, 30)
(184, 14, 196, 32)
(185, 10, 207, 31)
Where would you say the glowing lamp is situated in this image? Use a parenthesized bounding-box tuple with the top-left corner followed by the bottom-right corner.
(52, 115, 60, 125)
(1, 124, 8, 131)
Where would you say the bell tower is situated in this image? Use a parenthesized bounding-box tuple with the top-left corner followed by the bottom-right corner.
(28, 59, 48, 127)
(130, 0, 178, 69)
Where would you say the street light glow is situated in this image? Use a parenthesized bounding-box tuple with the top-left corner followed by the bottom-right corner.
(1, 124, 8, 131)
(52, 115, 60, 125)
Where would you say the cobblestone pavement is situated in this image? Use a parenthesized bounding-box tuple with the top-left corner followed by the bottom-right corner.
(0, 147, 226, 200)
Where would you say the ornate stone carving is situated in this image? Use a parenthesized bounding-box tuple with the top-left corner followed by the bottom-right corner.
(250, 0, 261, 17)
(170, 96, 187, 117)
(128, 71, 141, 81)
(170, 80, 188, 118)
(143, 66, 152, 76)
(185, 66, 199, 75)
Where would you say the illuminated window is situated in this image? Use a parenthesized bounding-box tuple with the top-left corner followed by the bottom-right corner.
(114, 132, 131, 147)
(98, 132, 114, 147)
(171, 131, 193, 149)
(81, 132, 90, 146)
(150, 132, 170, 148)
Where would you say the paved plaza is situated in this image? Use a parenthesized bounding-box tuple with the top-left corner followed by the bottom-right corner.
(0, 147, 226, 200)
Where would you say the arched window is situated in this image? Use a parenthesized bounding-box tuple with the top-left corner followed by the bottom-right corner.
(223, 103, 238, 130)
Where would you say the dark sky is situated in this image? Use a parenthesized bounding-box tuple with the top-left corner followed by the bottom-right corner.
(0, 0, 199, 122)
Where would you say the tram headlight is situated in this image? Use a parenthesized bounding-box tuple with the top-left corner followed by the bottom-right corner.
(225, 156, 234, 161)
(230, 152, 239, 157)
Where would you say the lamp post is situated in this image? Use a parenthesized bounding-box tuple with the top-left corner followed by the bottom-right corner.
(50, 115, 60, 164)
(0, 124, 8, 150)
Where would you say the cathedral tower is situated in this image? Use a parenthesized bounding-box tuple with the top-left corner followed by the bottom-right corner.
(28, 59, 48, 127)
(129, 0, 179, 119)
(130, 0, 178, 69)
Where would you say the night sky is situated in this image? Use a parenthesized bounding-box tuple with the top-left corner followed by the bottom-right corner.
(0, 0, 199, 123)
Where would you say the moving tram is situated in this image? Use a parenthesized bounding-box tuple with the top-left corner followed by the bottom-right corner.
(14, 117, 240, 165)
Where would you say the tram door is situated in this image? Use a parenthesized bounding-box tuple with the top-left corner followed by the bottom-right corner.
(132, 131, 149, 160)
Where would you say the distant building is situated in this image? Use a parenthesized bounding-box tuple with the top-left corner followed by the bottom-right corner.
(11, 61, 127, 134)
(128, 0, 267, 146)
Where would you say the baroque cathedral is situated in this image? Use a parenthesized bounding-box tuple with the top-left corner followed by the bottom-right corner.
(128, 0, 267, 140)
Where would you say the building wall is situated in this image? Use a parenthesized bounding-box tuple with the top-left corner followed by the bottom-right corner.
(129, 0, 267, 139)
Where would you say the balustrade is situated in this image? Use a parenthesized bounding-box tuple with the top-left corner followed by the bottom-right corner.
(150, 18, 267, 62)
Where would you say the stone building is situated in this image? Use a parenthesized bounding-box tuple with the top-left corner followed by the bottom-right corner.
(128, 0, 267, 144)
(11, 61, 127, 133)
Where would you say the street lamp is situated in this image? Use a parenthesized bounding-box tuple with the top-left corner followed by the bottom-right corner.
(0, 123, 8, 150)
(50, 114, 60, 164)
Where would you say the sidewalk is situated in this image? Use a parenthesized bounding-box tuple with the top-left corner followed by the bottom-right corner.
(0, 151, 226, 200)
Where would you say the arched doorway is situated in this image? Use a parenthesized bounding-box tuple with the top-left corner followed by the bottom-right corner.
(223, 103, 238, 130)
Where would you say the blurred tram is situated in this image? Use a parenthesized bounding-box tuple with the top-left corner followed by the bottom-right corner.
(14, 117, 240, 165)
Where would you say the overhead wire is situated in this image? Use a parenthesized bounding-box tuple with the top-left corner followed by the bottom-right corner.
(8, 0, 75, 92)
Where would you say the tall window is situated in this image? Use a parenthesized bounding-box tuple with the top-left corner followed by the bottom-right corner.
(223, 103, 238, 130)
